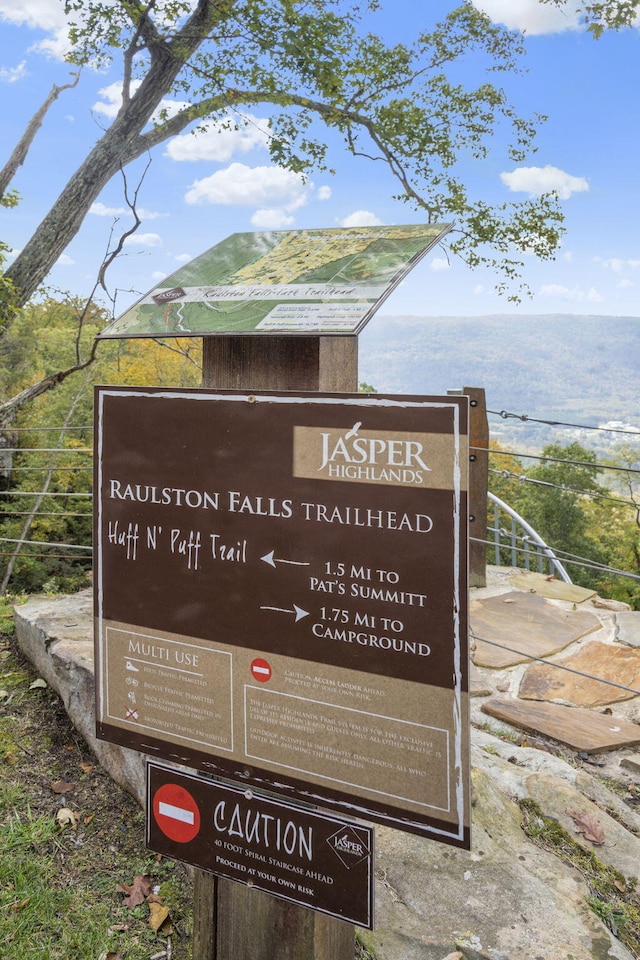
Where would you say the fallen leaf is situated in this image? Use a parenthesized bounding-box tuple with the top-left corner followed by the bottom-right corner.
(0, 689, 9, 699)
(117, 874, 153, 909)
(29, 678, 47, 690)
(83, 813, 95, 826)
(79, 762, 93, 774)
(56, 807, 80, 829)
(148, 901, 170, 932)
(10, 898, 31, 911)
(51, 780, 76, 795)
(566, 808, 605, 845)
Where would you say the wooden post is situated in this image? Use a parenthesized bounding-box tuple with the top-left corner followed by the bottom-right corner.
(448, 386, 488, 587)
(192, 333, 358, 960)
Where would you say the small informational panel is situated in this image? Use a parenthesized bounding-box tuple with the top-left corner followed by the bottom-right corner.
(94, 387, 470, 848)
(96, 224, 451, 339)
(146, 762, 375, 927)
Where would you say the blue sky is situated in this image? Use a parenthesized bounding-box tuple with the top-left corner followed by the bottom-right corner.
(0, 0, 638, 321)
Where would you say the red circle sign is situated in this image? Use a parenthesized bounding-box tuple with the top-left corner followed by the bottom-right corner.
(251, 658, 272, 682)
(153, 783, 201, 843)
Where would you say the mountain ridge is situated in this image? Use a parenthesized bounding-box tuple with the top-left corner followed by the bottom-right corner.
(359, 313, 640, 452)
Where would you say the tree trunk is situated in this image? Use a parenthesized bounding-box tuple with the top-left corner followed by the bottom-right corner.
(3, 6, 213, 309)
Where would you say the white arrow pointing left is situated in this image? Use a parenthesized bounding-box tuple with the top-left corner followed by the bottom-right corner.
(261, 550, 310, 568)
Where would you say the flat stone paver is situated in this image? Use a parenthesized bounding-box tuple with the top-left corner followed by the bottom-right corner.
(509, 570, 597, 603)
(519, 640, 640, 706)
(482, 697, 640, 753)
(617, 610, 640, 648)
(471, 591, 602, 668)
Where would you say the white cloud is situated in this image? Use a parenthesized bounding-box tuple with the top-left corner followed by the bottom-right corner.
(339, 210, 383, 227)
(473, 284, 485, 295)
(93, 82, 136, 119)
(251, 209, 295, 229)
(599, 257, 640, 273)
(473, 0, 582, 35)
(0, 0, 70, 57)
(165, 113, 270, 163)
(174, 253, 192, 263)
(617, 278, 634, 289)
(90, 202, 129, 217)
(57, 253, 74, 266)
(93, 82, 189, 123)
(430, 257, 451, 271)
(317, 186, 332, 201)
(184, 163, 311, 212)
(538, 282, 603, 302)
(501, 164, 589, 199)
(0, 60, 26, 83)
(90, 201, 165, 220)
(123, 232, 163, 247)
(151, 271, 167, 281)
(586, 286, 604, 302)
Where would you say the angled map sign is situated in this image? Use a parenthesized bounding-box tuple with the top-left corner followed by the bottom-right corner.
(97, 223, 451, 339)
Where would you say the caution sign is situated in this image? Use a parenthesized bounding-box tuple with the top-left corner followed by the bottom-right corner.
(146, 761, 375, 928)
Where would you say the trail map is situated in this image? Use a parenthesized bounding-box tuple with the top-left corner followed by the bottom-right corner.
(99, 223, 451, 339)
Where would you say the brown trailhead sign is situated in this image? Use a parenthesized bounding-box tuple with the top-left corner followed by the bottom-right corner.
(94, 387, 470, 848)
(147, 761, 375, 927)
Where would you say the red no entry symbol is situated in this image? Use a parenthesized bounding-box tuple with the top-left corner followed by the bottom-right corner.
(153, 783, 201, 843)
(251, 658, 272, 682)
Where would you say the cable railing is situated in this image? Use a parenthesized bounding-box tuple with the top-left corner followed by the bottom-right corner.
(485, 492, 572, 582)
(2, 399, 640, 722)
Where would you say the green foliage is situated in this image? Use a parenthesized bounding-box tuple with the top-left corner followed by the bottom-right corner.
(0, 296, 201, 594)
(0, 191, 19, 339)
(2, 0, 566, 306)
(540, 0, 640, 37)
(489, 440, 640, 602)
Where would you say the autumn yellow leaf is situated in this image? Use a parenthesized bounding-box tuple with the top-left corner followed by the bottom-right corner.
(148, 901, 170, 932)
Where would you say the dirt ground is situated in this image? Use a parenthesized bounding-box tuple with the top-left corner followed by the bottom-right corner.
(0, 626, 194, 959)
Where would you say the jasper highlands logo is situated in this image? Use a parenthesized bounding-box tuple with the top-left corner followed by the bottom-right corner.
(327, 825, 372, 868)
(293, 421, 459, 489)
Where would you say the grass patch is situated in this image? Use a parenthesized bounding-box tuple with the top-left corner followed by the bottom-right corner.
(520, 798, 640, 956)
(0, 600, 193, 959)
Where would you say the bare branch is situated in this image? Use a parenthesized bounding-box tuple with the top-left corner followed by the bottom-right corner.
(151, 338, 203, 370)
(0, 341, 99, 427)
(0, 72, 81, 200)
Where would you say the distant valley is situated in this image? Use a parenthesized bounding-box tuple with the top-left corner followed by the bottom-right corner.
(358, 313, 640, 455)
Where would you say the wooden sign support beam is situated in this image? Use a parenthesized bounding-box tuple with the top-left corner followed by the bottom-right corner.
(448, 386, 488, 587)
(194, 333, 357, 960)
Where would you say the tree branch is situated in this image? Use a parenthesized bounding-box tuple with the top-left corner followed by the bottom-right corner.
(0, 72, 80, 200)
(0, 343, 99, 427)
